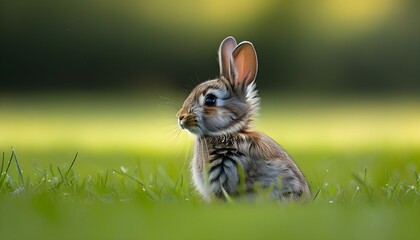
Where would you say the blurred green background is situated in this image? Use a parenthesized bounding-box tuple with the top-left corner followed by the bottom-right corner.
(0, 0, 419, 189)
(1, 1, 420, 240)
(1, 0, 419, 93)
(1, 0, 419, 171)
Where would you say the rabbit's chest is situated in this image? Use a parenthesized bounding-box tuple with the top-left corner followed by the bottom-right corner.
(200, 142, 248, 197)
(205, 148, 243, 193)
(192, 136, 247, 199)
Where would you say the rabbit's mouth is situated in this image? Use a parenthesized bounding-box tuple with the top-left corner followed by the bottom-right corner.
(181, 124, 203, 136)
(178, 115, 203, 135)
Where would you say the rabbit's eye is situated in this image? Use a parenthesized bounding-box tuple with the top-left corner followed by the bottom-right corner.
(204, 94, 217, 106)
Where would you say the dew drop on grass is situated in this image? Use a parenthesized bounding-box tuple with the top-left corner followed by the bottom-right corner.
(329, 200, 333, 204)
(120, 166, 128, 174)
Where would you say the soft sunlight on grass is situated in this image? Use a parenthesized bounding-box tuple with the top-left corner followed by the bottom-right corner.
(258, 95, 420, 151)
(1, 93, 419, 152)
(0, 92, 419, 240)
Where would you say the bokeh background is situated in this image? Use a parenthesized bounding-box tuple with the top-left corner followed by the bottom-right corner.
(1, 1, 420, 240)
(1, 0, 419, 93)
(0, 0, 419, 176)
(0, 0, 420, 173)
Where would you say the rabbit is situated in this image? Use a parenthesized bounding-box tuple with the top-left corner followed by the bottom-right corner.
(177, 36, 310, 201)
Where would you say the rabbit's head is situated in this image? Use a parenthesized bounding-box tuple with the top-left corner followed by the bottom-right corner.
(177, 36, 259, 136)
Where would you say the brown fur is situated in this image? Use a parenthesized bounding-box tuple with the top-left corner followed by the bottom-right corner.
(177, 37, 310, 201)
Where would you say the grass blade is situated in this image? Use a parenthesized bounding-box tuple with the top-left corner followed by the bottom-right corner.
(0, 152, 4, 174)
(221, 185, 234, 203)
(312, 187, 322, 201)
(66, 152, 78, 176)
(12, 148, 25, 186)
(0, 152, 13, 189)
(113, 168, 146, 188)
(57, 167, 69, 186)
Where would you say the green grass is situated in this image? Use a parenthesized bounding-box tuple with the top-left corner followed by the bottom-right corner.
(0, 92, 419, 240)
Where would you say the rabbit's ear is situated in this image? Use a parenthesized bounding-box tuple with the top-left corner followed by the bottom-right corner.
(219, 36, 237, 79)
(230, 42, 258, 86)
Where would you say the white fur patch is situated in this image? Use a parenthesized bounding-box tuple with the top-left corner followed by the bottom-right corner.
(246, 82, 260, 118)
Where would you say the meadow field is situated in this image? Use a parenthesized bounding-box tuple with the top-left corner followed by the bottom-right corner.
(0, 92, 419, 240)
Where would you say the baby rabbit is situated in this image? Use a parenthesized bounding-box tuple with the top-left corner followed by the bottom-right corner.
(177, 36, 310, 201)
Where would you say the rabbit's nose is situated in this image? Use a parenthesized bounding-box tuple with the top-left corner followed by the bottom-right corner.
(178, 115, 185, 129)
